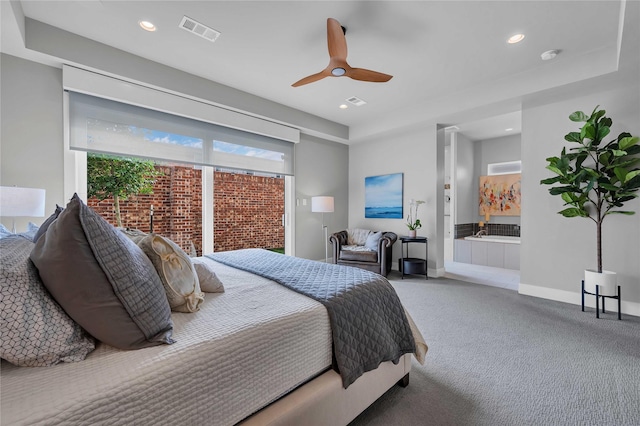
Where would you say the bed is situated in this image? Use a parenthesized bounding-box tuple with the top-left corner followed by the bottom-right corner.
(1, 197, 427, 425)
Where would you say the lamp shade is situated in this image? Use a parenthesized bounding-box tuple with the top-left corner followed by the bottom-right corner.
(0, 186, 46, 217)
(311, 196, 334, 213)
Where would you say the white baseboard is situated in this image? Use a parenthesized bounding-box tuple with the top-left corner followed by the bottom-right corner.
(519, 283, 640, 318)
(430, 267, 446, 278)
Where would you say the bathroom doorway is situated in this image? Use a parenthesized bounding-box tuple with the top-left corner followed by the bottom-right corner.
(445, 111, 522, 289)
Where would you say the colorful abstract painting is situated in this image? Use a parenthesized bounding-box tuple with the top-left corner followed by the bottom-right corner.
(478, 173, 521, 216)
(365, 173, 403, 218)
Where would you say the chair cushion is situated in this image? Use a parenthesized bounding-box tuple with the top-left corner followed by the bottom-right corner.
(339, 247, 378, 262)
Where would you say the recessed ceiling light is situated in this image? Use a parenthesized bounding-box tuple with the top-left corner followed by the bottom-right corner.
(505, 128, 513, 131)
(139, 20, 156, 32)
(541, 49, 559, 61)
(339, 104, 348, 109)
(507, 34, 525, 44)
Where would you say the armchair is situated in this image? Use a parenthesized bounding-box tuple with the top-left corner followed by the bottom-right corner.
(329, 229, 398, 277)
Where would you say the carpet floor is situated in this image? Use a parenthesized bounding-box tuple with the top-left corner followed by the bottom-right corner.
(349, 274, 640, 426)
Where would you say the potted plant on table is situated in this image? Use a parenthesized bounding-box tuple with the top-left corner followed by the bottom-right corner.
(540, 106, 640, 295)
(406, 199, 425, 238)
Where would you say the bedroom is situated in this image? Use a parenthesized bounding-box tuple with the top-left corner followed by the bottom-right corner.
(1, 1, 639, 425)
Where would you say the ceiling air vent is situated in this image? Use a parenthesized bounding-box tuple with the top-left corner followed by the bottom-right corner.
(179, 16, 221, 43)
(346, 96, 367, 107)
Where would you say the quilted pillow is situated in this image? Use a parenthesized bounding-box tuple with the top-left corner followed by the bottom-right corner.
(347, 228, 371, 246)
(191, 258, 225, 293)
(0, 223, 11, 238)
(137, 234, 205, 312)
(32, 204, 64, 243)
(0, 223, 40, 240)
(0, 235, 95, 366)
(30, 194, 174, 350)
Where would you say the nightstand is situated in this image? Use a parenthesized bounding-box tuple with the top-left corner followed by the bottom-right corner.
(399, 236, 428, 280)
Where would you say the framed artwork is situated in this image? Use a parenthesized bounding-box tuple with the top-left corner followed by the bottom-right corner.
(365, 173, 403, 218)
(478, 173, 521, 216)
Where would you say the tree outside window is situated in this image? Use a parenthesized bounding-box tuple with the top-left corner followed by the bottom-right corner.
(87, 153, 160, 228)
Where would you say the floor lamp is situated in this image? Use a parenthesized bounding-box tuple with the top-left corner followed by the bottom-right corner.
(0, 186, 46, 232)
(311, 196, 334, 262)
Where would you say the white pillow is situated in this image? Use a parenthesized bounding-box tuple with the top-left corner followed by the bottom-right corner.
(191, 258, 225, 293)
(137, 234, 205, 313)
(347, 228, 372, 246)
(365, 231, 383, 250)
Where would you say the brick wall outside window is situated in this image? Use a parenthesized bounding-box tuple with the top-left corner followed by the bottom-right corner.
(213, 171, 284, 252)
(88, 165, 284, 256)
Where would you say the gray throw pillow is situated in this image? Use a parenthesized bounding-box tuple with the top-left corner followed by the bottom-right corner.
(119, 227, 148, 244)
(1, 235, 95, 366)
(365, 231, 383, 251)
(30, 194, 175, 350)
(32, 204, 64, 243)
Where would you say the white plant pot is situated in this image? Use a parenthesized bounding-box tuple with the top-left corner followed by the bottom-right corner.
(584, 269, 617, 296)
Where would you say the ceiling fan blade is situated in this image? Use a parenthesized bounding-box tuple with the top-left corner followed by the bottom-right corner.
(292, 70, 330, 87)
(293, 18, 393, 87)
(347, 68, 393, 83)
(327, 18, 347, 60)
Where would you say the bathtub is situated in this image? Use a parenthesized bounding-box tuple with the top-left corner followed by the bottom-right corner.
(464, 235, 520, 244)
(457, 235, 521, 269)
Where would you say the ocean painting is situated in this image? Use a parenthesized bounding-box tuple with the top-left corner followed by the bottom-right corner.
(365, 173, 403, 219)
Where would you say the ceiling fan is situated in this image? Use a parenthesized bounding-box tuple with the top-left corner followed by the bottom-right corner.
(292, 18, 393, 87)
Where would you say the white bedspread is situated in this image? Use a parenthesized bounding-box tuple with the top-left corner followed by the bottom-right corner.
(1, 258, 332, 426)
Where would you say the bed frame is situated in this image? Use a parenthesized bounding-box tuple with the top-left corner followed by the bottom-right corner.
(240, 354, 411, 425)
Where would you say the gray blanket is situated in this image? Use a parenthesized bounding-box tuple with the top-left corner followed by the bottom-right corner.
(207, 249, 415, 388)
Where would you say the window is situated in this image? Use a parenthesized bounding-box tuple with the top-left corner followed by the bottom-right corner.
(488, 160, 521, 176)
(69, 92, 294, 175)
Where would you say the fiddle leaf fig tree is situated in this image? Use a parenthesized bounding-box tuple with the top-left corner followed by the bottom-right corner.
(87, 153, 160, 228)
(540, 106, 640, 273)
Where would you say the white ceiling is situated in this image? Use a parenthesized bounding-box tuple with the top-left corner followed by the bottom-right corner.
(1, 1, 636, 142)
(453, 111, 522, 142)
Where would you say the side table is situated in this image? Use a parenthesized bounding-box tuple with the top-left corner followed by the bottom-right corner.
(399, 236, 428, 280)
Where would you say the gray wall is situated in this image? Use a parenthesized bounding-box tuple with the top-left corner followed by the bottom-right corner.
(294, 134, 349, 261)
(0, 54, 349, 260)
(0, 54, 64, 231)
(349, 123, 445, 276)
(24, 18, 348, 142)
(473, 133, 521, 225)
(348, 83, 639, 314)
(455, 133, 476, 225)
(521, 85, 640, 308)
